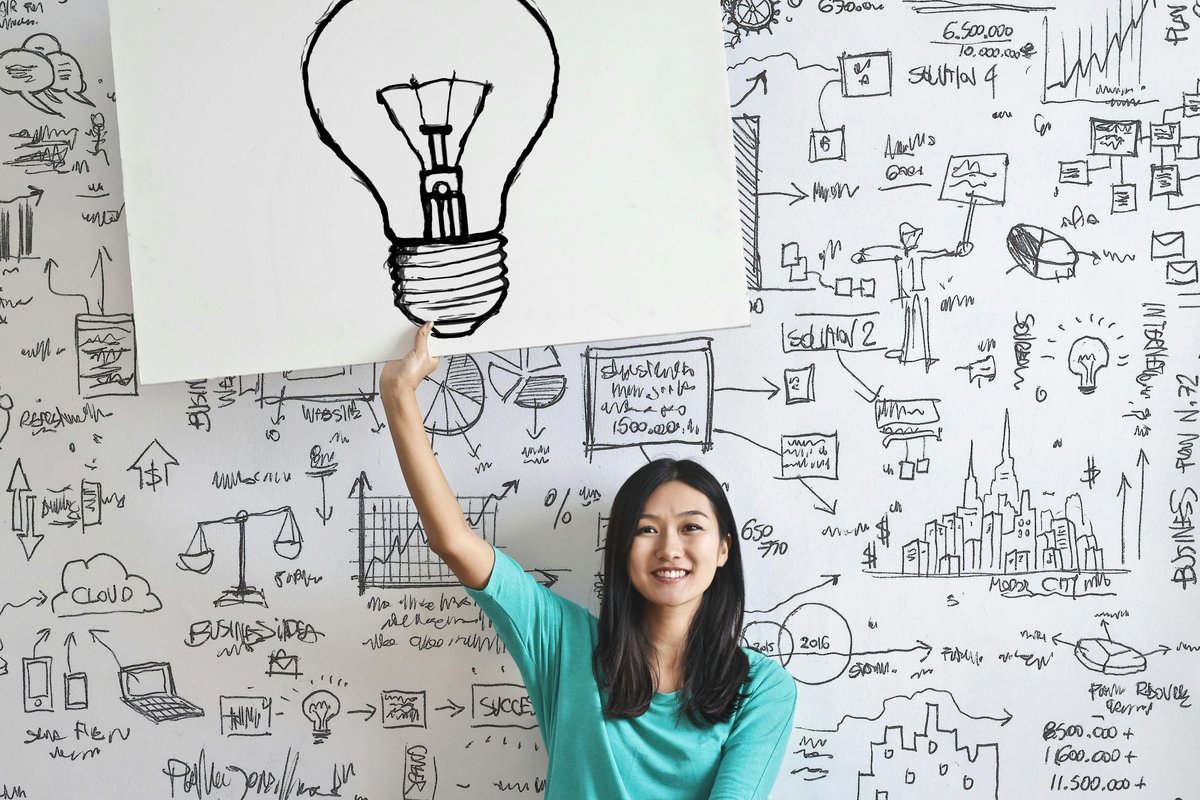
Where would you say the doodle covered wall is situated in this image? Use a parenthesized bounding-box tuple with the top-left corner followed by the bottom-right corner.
(0, 0, 1198, 798)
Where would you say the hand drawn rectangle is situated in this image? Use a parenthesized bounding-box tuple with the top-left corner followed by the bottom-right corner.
(1089, 119, 1140, 156)
(781, 433, 838, 480)
(1184, 92, 1200, 117)
(220, 696, 272, 736)
(1058, 161, 1090, 185)
(1178, 136, 1200, 160)
(939, 154, 1008, 206)
(381, 690, 426, 729)
(471, 683, 537, 729)
(583, 338, 713, 454)
(781, 313, 884, 354)
(1150, 164, 1182, 197)
(1151, 231, 1185, 260)
(875, 399, 940, 430)
(64, 672, 88, 711)
(783, 366, 815, 405)
(403, 744, 436, 800)
(809, 127, 846, 162)
(1151, 122, 1182, 147)
(1166, 261, 1198, 286)
(22, 657, 52, 712)
(839, 51, 892, 97)
(1110, 184, 1136, 214)
(75, 314, 137, 399)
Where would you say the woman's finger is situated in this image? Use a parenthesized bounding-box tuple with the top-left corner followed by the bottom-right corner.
(414, 321, 433, 357)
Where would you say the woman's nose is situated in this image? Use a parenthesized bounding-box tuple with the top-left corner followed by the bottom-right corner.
(655, 530, 683, 558)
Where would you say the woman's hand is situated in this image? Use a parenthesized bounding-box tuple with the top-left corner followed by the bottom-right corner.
(380, 322, 440, 401)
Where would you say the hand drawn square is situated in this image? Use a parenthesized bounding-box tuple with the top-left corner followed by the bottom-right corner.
(1166, 260, 1198, 286)
(1178, 136, 1200, 160)
(835, 277, 854, 296)
(809, 128, 846, 162)
(1110, 184, 1136, 214)
(1150, 122, 1182, 147)
(780, 433, 838, 480)
(1089, 119, 1140, 157)
(381, 690, 426, 729)
(1151, 231, 1185, 260)
(1184, 92, 1200, 117)
(1058, 161, 1090, 185)
(858, 278, 877, 298)
(1150, 164, 1181, 197)
(783, 366, 816, 405)
(839, 51, 892, 98)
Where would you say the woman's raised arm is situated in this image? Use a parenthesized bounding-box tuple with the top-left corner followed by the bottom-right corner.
(379, 322, 496, 590)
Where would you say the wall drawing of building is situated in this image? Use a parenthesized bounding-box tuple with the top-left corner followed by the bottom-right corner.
(895, 412, 1105, 576)
(857, 703, 999, 799)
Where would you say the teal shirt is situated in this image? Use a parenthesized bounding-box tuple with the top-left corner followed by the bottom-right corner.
(466, 548, 796, 800)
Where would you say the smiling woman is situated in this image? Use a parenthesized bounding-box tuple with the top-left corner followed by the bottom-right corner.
(379, 324, 796, 800)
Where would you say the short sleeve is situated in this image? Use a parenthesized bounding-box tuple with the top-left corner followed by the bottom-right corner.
(464, 548, 569, 711)
(708, 657, 797, 800)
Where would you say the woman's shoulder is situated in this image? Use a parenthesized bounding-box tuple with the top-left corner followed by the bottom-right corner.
(740, 647, 796, 699)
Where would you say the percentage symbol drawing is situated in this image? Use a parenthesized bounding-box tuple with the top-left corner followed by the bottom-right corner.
(543, 487, 573, 529)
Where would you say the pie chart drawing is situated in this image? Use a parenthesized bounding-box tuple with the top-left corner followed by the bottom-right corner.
(488, 347, 567, 410)
(1073, 637, 1148, 676)
(740, 603, 852, 685)
(417, 355, 486, 436)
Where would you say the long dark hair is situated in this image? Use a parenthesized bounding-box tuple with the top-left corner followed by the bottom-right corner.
(592, 458, 749, 726)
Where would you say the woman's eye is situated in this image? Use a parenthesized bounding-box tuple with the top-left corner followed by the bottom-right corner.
(637, 526, 657, 535)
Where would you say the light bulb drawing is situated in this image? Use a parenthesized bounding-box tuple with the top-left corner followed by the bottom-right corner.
(1067, 335, 1109, 395)
(302, 689, 341, 744)
(303, 0, 560, 338)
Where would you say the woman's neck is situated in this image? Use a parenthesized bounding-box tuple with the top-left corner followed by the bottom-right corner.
(645, 604, 696, 693)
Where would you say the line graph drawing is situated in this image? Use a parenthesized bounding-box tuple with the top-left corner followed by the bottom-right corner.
(351, 472, 504, 593)
(1042, 0, 1154, 105)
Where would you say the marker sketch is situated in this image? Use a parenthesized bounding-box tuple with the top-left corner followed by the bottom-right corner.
(302, 0, 560, 337)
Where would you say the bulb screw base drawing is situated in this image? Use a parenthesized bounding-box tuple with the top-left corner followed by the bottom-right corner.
(389, 233, 509, 338)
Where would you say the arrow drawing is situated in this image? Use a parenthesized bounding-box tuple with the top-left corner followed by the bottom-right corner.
(88, 628, 122, 667)
(758, 181, 810, 205)
(436, 699, 465, 718)
(128, 439, 178, 491)
(348, 703, 378, 722)
(1136, 449, 1147, 560)
(747, 574, 839, 615)
(0, 590, 46, 618)
(732, 69, 768, 108)
(715, 377, 781, 400)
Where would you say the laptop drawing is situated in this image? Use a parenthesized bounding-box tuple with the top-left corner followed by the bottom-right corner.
(119, 662, 204, 723)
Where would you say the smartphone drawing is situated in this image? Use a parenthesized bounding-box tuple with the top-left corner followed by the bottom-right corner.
(23, 656, 53, 712)
(65, 672, 89, 710)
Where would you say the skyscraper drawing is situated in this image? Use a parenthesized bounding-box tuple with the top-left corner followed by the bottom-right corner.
(893, 412, 1106, 577)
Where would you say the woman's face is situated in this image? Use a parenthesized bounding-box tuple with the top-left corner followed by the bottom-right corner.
(625, 480, 730, 615)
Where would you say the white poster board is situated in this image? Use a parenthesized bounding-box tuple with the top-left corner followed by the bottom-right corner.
(107, 0, 747, 384)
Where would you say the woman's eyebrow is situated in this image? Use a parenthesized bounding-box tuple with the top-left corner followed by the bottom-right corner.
(638, 510, 710, 520)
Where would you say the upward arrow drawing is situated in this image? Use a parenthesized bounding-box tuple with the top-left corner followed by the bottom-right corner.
(128, 439, 179, 490)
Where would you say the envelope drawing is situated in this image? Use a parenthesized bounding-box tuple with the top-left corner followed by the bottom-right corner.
(1166, 260, 1198, 285)
(1152, 231, 1186, 260)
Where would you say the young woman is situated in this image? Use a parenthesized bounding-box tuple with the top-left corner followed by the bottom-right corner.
(381, 323, 796, 799)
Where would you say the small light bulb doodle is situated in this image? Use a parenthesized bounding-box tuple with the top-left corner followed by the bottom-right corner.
(1067, 336, 1110, 395)
(302, 690, 341, 744)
